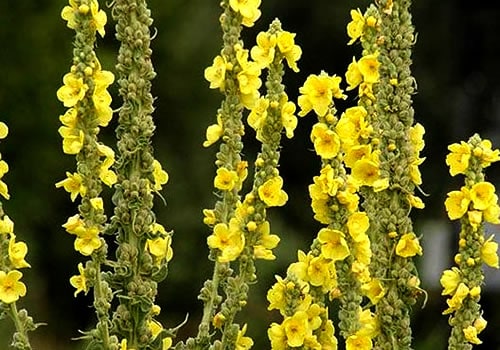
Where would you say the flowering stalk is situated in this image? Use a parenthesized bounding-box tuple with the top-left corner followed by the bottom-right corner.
(56, 0, 117, 347)
(343, 1, 426, 348)
(0, 122, 38, 349)
(199, 1, 301, 346)
(213, 18, 301, 349)
(196, 1, 250, 347)
(442, 135, 500, 349)
(110, 0, 172, 349)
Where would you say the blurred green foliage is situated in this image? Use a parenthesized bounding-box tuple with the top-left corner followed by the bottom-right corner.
(0, 0, 499, 349)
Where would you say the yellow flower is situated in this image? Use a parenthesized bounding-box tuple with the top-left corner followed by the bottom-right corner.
(214, 167, 239, 191)
(354, 236, 372, 266)
(57, 72, 88, 107)
(204, 55, 227, 90)
(267, 276, 287, 314)
(258, 176, 288, 207)
(93, 87, 113, 127)
(0, 178, 9, 200)
(317, 319, 338, 349)
(0, 215, 14, 234)
(276, 31, 302, 72)
(317, 228, 350, 261)
(409, 122, 425, 153)
(307, 256, 334, 288)
(298, 72, 344, 117)
(395, 232, 423, 258)
(475, 139, 500, 166)
(148, 319, 163, 340)
(207, 219, 245, 262)
(440, 267, 461, 295)
(203, 114, 223, 147)
(238, 63, 262, 96)
(444, 189, 470, 220)
(89, 0, 107, 37)
(247, 97, 269, 134)
(0, 121, 9, 139)
(313, 164, 344, 197)
(358, 81, 375, 100)
(408, 194, 425, 209)
(361, 278, 385, 305)
(283, 311, 310, 347)
(146, 235, 173, 265)
(336, 106, 370, 150)
(90, 197, 103, 210)
(473, 315, 487, 333)
(463, 326, 482, 345)
(281, 101, 298, 139)
(347, 211, 369, 242)
(469, 181, 496, 211)
(287, 250, 311, 282)
(58, 126, 84, 154)
(70, 262, 88, 297)
(337, 183, 360, 213)
(446, 141, 471, 176)
(483, 200, 500, 224)
(480, 236, 499, 268)
(162, 337, 172, 350)
(346, 333, 372, 350)
(229, 0, 261, 27)
(74, 226, 102, 256)
(347, 8, 365, 45)
(345, 57, 362, 90)
(268, 322, 287, 350)
(96, 143, 117, 187)
(8, 234, 31, 269)
(61, 0, 78, 29)
(344, 144, 371, 169)
(0, 270, 27, 304)
(236, 324, 253, 350)
(56, 171, 87, 201)
(358, 308, 379, 337)
(251, 31, 276, 68)
(203, 209, 216, 226)
(358, 53, 380, 84)
(351, 158, 388, 190)
(443, 282, 469, 314)
(152, 159, 169, 191)
(310, 123, 341, 159)
(467, 210, 483, 230)
(253, 220, 280, 260)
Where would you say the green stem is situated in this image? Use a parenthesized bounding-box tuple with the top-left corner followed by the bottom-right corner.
(9, 302, 32, 350)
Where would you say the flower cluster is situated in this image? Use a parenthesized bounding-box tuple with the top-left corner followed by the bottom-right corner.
(340, 2, 426, 349)
(0, 122, 38, 349)
(264, 69, 382, 348)
(56, 0, 116, 257)
(442, 135, 499, 347)
(56, 0, 121, 348)
(204, 18, 301, 264)
(199, 4, 303, 346)
(108, 0, 173, 348)
(345, 9, 380, 101)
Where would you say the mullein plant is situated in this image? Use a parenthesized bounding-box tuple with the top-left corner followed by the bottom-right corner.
(265, 72, 378, 349)
(3, 0, 499, 349)
(108, 0, 172, 348)
(442, 135, 500, 349)
(0, 122, 38, 349)
(57, 0, 118, 348)
(57, 0, 172, 349)
(344, 1, 426, 348)
(192, 1, 301, 348)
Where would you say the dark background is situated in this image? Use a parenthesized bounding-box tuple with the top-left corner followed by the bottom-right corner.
(0, 0, 499, 349)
